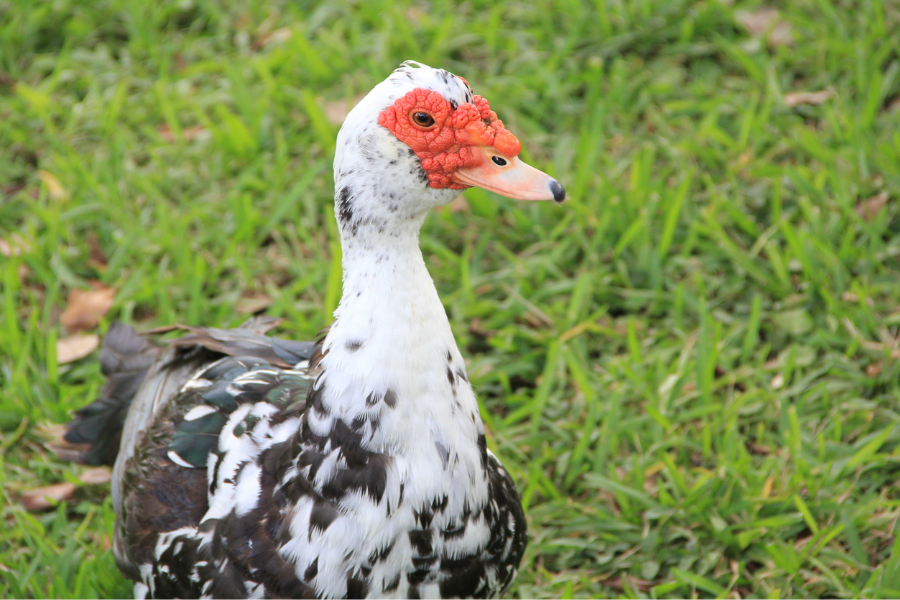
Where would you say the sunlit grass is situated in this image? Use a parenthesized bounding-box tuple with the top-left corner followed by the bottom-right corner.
(2, 0, 900, 597)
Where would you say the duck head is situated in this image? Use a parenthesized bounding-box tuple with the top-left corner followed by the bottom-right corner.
(333, 61, 565, 237)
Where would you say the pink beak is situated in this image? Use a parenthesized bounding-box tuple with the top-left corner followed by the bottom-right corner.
(451, 146, 565, 203)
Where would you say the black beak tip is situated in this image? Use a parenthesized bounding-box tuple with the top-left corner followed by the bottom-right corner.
(549, 179, 566, 204)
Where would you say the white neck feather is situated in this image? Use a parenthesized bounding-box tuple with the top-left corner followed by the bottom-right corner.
(314, 212, 481, 447)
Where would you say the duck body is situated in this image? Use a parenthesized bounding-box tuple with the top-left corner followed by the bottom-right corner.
(64, 62, 564, 599)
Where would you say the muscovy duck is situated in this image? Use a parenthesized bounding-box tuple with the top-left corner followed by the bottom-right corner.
(63, 61, 565, 599)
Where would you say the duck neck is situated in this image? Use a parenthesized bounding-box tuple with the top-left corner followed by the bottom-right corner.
(307, 208, 482, 454)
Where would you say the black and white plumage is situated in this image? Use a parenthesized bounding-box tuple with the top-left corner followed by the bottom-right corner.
(64, 61, 564, 599)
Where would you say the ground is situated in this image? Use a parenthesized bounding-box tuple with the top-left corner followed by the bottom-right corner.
(1, 0, 900, 597)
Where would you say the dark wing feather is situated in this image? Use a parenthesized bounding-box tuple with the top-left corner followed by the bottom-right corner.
(170, 325, 315, 369)
(62, 323, 163, 465)
(58, 319, 315, 467)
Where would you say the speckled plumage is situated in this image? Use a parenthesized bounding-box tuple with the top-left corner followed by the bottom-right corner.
(65, 62, 535, 599)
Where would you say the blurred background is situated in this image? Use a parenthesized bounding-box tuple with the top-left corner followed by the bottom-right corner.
(2, 0, 900, 597)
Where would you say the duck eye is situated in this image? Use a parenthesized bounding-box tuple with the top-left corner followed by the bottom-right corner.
(491, 156, 508, 166)
(411, 112, 435, 128)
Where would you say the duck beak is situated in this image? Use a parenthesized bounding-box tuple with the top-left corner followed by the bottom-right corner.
(451, 146, 566, 203)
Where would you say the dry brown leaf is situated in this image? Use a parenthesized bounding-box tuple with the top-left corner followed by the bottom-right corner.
(158, 124, 176, 142)
(87, 231, 108, 270)
(251, 17, 292, 49)
(523, 311, 548, 328)
(57, 334, 100, 364)
(448, 195, 470, 213)
(785, 88, 834, 107)
(735, 149, 754, 169)
(736, 8, 793, 46)
(183, 125, 209, 142)
(259, 26, 292, 47)
(405, 6, 426, 24)
(2, 181, 26, 197)
(324, 94, 367, 125)
(324, 100, 350, 125)
(768, 20, 794, 46)
(60, 283, 116, 333)
(20, 482, 78, 512)
(36, 169, 68, 201)
(85, 532, 113, 551)
(38, 422, 68, 441)
(856, 192, 889, 221)
(737, 8, 778, 34)
(0, 233, 30, 257)
(866, 361, 884, 377)
(468, 317, 488, 337)
(139, 323, 181, 335)
(79, 467, 112, 485)
(158, 124, 209, 143)
(771, 373, 784, 389)
(747, 442, 774, 455)
(602, 576, 656, 592)
(843, 318, 900, 359)
(235, 292, 274, 314)
(43, 424, 92, 463)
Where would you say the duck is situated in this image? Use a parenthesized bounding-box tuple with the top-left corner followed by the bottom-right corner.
(62, 61, 565, 599)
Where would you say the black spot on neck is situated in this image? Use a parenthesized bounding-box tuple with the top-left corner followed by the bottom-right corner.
(435, 441, 449, 468)
(477, 433, 488, 470)
(345, 339, 363, 353)
(337, 186, 355, 226)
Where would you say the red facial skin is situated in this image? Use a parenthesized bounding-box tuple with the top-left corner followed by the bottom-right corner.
(377, 89, 522, 190)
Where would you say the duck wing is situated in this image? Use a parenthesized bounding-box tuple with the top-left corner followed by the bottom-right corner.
(62, 317, 314, 468)
(61, 319, 318, 597)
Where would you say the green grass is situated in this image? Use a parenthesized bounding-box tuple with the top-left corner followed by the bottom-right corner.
(2, 0, 900, 597)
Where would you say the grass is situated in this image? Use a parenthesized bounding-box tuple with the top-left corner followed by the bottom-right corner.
(2, 0, 900, 597)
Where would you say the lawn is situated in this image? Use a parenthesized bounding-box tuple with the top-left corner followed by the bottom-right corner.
(2, 0, 900, 597)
